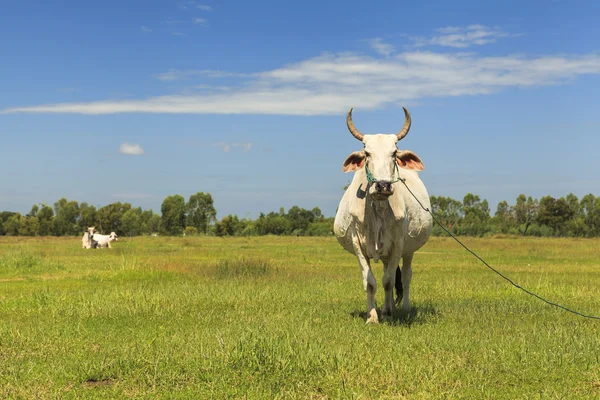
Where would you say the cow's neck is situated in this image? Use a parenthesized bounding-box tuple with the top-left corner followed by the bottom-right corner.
(365, 196, 392, 261)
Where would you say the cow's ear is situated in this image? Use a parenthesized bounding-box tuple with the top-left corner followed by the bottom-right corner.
(396, 150, 424, 170)
(342, 151, 365, 172)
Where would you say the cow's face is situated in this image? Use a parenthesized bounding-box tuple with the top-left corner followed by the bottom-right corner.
(342, 135, 424, 199)
(341, 107, 424, 199)
(84, 227, 96, 240)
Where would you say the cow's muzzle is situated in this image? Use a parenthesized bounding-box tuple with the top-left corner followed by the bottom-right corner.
(375, 180, 394, 196)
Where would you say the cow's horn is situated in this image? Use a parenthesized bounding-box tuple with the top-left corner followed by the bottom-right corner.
(396, 107, 412, 141)
(346, 108, 364, 142)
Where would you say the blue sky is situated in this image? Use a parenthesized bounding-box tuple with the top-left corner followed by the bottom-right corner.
(2, 0, 600, 219)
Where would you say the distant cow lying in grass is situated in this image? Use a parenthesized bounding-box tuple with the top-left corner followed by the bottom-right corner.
(81, 227, 98, 249)
(92, 232, 119, 248)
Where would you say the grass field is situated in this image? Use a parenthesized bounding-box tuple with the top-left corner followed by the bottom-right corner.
(1, 235, 599, 399)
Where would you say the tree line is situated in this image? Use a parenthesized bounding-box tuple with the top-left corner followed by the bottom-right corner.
(1, 191, 600, 238)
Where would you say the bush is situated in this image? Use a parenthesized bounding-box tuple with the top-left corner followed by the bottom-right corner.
(184, 226, 199, 236)
(306, 221, 333, 236)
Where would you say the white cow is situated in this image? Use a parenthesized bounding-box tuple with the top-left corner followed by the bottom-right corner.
(93, 231, 119, 248)
(334, 107, 433, 324)
(81, 227, 98, 249)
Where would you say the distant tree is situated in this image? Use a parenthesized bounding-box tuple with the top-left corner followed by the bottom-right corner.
(147, 213, 161, 235)
(457, 193, 491, 236)
(565, 193, 580, 216)
(312, 207, 323, 220)
(254, 212, 291, 235)
(186, 192, 217, 234)
(52, 198, 80, 236)
(511, 194, 539, 236)
(493, 200, 515, 234)
(0, 211, 17, 235)
(97, 202, 131, 234)
(28, 204, 39, 218)
(138, 209, 158, 235)
(430, 195, 463, 234)
(564, 193, 585, 237)
(18, 215, 39, 236)
(3, 213, 21, 236)
(286, 205, 315, 235)
(121, 208, 142, 236)
(537, 196, 574, 236)
(580, 194, 600, 236)
(184, 226, 199, 236)
(306, 218, 334, 236)
(37, 204, 54, 236)
(78, 202, 98, 232)
(215, 214, 240, 237)
(160, 195, 186, 236)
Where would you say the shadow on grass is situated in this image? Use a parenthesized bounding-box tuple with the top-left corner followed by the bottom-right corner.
(350, 302, 438, 326)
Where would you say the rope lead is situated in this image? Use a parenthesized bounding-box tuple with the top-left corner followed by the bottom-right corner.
(398, 177, 600, 321)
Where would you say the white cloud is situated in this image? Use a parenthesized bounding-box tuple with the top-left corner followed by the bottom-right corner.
(368, 38, 395, 56)
(57, 87, 80, 93)
(119, 143, 145, 155)
(214, 142, 253, 152)
(156, 69, 251, 81)
(4, 29, 600, 116)
(171, 32, 186, 36)
(179, 140, 253, 152)
(165, 17, 185, 24)
(196, 4, 212, 11)
(411, 25, 512, 48)
(193, 17, 207, 24)
(141, 26, 152, 33)
(177, 1, 193, 10)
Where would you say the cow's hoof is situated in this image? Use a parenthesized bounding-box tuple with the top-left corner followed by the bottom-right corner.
(382, 303, 395, 317)
(366, 309, 379, 324)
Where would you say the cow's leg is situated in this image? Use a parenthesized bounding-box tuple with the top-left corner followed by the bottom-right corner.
(400, 253, 414, 312)
(352, 238, 377, 324)
(382, 256, 401, 318)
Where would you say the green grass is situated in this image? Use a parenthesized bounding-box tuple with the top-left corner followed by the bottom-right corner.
(1, 235, 599, 399)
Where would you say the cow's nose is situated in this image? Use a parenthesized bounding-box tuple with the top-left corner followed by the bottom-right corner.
(375, 181, 392, 193)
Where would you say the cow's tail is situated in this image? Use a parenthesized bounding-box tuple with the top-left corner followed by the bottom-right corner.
(395, 265, 403, 303)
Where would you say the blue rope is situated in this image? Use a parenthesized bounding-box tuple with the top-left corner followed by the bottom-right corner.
(365, 163, 403, 184)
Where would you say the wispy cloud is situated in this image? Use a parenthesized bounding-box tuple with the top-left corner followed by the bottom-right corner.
(177, 1, 194, 10)
(57, 87, 80, 93)
(216, 142, 253, 152)
(5, 27, 600, 116)
(180, 140, 253, 152)
(171, 32, 186, 36)
(193, 17, 207, 25)
(156, 69, 251, 81)
(368, 38, 395, 56)
(119, 143, 145, 155)
(165, 17, 185, 25)
(141, 26, 152, 33)
(178, 1, 211, 11)
(411, 25, 512, 48)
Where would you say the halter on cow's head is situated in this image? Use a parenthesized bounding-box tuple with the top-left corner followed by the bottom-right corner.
(341, 107, 424, 200)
